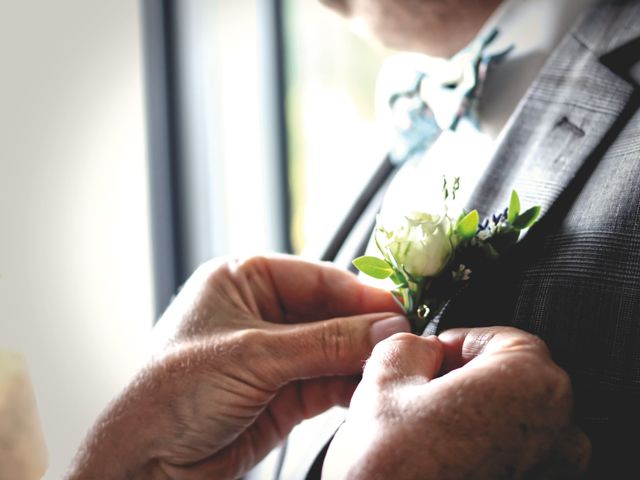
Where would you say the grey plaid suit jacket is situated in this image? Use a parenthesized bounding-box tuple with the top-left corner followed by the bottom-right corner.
(432, 1, 640, 477)
(267, 1, 640, 478)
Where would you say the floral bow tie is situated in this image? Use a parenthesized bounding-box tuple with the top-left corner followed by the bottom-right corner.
(377, 29, 513, 164)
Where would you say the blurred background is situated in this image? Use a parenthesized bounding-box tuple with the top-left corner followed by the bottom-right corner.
(0, 0, 390, 477)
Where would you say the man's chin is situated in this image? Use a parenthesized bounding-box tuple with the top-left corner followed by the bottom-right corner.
(318, 0, 351, 17)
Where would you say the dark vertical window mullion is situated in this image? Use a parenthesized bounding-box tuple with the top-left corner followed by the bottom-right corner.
(141, 0, 187, 318)
(271, 0, 293, 254)
(163, 0, 189, 288)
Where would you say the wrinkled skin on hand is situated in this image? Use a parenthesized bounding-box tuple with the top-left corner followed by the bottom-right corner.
(324, 327, 591, 479)
(66, 255, 405, 480)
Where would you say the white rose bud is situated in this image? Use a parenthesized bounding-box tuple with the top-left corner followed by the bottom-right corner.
(376, 212, 453, 278)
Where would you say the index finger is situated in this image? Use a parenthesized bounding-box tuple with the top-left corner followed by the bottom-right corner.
(245, 255, 401, 322)
(437, 326, 551, 374)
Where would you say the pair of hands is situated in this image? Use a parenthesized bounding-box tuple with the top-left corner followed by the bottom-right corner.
(66, 255, 589, 479)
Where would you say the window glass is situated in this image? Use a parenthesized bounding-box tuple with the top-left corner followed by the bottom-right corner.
(283, 0, 391, 255)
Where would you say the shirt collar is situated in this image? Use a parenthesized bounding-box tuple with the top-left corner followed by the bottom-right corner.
(375, 0, 600, 151)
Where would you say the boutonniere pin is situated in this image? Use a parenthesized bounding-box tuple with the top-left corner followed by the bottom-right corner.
(353, 178, 541, 334)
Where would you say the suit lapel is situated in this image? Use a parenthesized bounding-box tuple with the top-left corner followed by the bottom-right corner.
(431, 0, 640, 334)
(467, 0, 640, 223)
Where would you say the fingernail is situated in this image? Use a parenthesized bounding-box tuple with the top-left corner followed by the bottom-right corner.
(370, 315, 410, 345)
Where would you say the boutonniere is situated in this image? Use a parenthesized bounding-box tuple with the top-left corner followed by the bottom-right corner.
(353, 178, 541, 334)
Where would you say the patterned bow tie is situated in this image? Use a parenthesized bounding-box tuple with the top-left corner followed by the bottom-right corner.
(377, 29, 513, 164)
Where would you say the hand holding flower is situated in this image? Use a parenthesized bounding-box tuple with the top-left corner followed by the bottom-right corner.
(65, 256, 407, 480)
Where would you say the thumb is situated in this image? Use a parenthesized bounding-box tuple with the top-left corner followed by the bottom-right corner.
(268, 313, 410, 383)
(362, 333, 443, 386)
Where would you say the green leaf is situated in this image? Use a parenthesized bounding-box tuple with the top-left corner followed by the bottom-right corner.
(512, 206, 541, 230)
(390, 270, 407, 287)
(456, 209, 480, 239)
(352, 256, 394, 279)
(507, 190, 520, 224)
